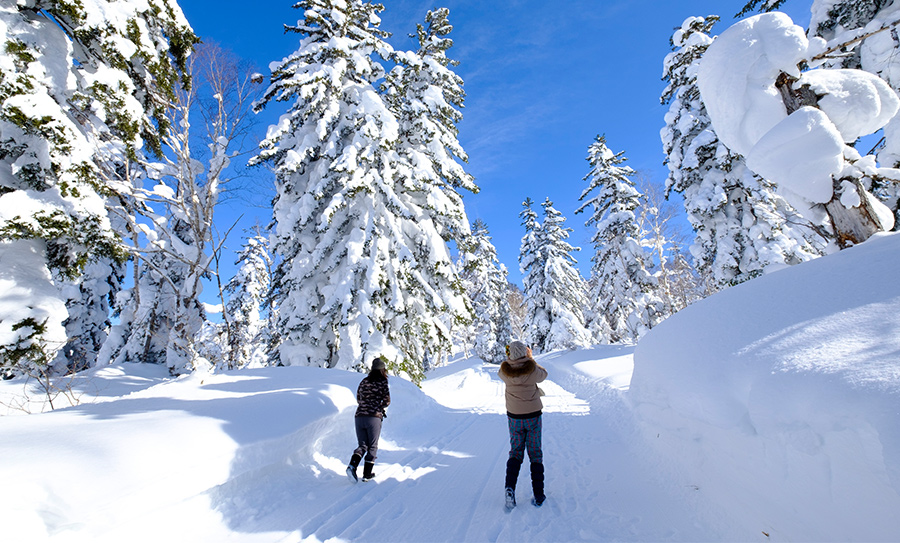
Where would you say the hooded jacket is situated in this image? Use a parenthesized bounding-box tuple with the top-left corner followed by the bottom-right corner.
(499, 356, 548, 416)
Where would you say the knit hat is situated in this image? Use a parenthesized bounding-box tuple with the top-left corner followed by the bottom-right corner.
(372, 356, 387, 371)
(507, 341, 530, 360)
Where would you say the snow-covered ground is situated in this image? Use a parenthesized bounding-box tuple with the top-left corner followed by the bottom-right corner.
(2, 233, 900, 542)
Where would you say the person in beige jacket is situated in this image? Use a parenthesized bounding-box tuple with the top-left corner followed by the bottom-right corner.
(498, 340, 548, 509)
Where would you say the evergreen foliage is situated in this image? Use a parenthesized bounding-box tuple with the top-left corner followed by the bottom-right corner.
(737, 0, 791, 17)
(223, 236, 272, 370)
(457, 220, 514, 364)
(0, 0, 196, 377)
(806, 0, 900, 222)
(660, 16, 823, 291)
(577, 136, 663, 343)
(519, 197, 591, 352)
(251, 1, 474, 384)
(518, 197, 545, 350)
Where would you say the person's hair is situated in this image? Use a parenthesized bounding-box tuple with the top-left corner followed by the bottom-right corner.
(367, 367, 388, 381)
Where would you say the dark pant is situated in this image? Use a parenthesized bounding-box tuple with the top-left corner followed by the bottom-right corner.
(354, 416, 382, 462)
(508, 414, 542, 463)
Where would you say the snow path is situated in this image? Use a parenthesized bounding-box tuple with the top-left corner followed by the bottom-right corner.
(0, 348, 716, 542)
(204, 348, 713, 542)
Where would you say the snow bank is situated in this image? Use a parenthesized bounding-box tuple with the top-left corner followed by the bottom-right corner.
(630, 232, 900, 541)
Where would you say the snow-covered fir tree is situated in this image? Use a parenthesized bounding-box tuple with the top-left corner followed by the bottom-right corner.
(506, 283, 527, 339)
(577, 136, 664, 343)
(251, 0, 473, 384)
(536, 199, 592, 351)
(383, 7, 478, 245)
(519, 198, 591, 353)
(697, 10, 899, 248)
(457, 220, 514, 364)
(222, 235, 272, 370)
(518, 198, 545, 350)
(0, 1, 195, 378)
(738, 1, 900, 224)
(660, 16, 823, 289)
(102, 248, 186, 368)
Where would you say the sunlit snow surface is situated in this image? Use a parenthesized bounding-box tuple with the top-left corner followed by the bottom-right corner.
(2, 234, 900, 541)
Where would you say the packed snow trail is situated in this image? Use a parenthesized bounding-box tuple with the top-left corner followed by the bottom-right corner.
(0, 348, 716, 542)
(201, 349, 713, 542)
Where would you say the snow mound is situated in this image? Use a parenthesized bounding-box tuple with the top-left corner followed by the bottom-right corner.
(630, 232, 900, 541)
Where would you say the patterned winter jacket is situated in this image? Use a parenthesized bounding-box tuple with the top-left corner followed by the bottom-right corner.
(355, 375, 391, 419)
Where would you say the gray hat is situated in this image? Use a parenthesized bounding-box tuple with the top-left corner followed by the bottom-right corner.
(508, 341, 530, 360)
(372, 356, 387, 371)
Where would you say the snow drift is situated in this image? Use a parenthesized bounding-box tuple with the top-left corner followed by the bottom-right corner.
(630, 232, 900, 541)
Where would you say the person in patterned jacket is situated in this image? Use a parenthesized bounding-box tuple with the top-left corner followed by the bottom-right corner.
(346, 356, 391, 483)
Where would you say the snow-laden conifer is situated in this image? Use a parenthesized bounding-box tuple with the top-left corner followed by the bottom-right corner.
(222, 236, 272, 369)
(252, 0, 472, 383)
(697, 12, 898, 248)
(383, 7, 478, 244)
(536, 199, 592, 351)
(661, 16, 823, 289)
(519, 198, 591, 352)
(807, 0, 900, 222)
(518, 198, 545, 350)
(54, 261, 122, 373)
(0, 1, 195, 377)
(577, 136, 664, 343)
(457, 220, 514, 364)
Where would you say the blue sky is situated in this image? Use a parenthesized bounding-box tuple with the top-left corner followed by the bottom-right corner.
(179, 0, 813, 287)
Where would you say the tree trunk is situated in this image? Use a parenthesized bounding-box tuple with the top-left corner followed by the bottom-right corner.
(775, 72, 886, 247)
(825, 177, 887, 248)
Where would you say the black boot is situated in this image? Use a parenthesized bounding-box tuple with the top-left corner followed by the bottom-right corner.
(504, 457, 522, 510)
(504, 457, 522, 490)
(362, 461, 376, 482)
(346, 453, 361, 483)
(530, 462, 545, 506)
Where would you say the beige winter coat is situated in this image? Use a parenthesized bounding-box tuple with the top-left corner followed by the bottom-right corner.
(499, 357, 548, 415)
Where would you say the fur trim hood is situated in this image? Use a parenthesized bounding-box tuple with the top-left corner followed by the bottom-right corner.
(500, 357, 536, 378)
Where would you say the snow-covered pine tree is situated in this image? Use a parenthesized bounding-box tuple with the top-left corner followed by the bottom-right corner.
(534, 199, 592, 351)
(0, 2, 195, 378)
(252, 0, 472, 384)
(457, 220, 514, 364)
(518, 197, 545, 350)
(506, 282, 527, 339)
(736, 0, 791, 16)
(577, 136, 664, 343)
(660, 16, 823, 289)
(383, 7, 478, 244)
(107, 248, 184, 367)
(382, 7, 478, 370)
(222, 235, 272, 370)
